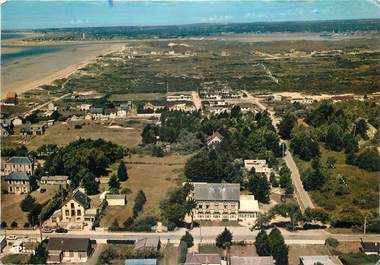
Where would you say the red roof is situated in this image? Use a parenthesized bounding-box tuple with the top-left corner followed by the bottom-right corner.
(6, 91, 17, 99)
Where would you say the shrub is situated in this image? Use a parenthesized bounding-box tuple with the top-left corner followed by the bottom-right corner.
(10, 221, 18, 228)
(325, 237, 339, 248)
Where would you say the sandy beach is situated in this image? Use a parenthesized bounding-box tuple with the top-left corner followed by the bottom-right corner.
(1, 42, 124, 99)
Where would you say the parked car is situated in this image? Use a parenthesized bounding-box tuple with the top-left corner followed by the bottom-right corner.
(55, 228, 68, 233)
(41, 227, 54, 233)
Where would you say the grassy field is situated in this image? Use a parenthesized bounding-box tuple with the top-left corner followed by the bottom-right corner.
(294, 145, 379, 217)
(1, 184, 58, 225)
(3, 120, 145, 150)
(1, 254, 30, 264)
(100, 154, 191, 227)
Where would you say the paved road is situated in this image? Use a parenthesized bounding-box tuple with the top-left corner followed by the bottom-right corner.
(2, 227, 379, 245)
(241, 91, 314, 212)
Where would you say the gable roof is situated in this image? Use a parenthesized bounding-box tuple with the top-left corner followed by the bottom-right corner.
(6, 156, 32, 165)
(230, 256, 274, 265)
(193, 182, 240, 201)
(65, 189, 90, 209)
(207, 131, 224, 145)
(300, 256, 343, 265)
(185, 252, 221, 265)
(48, 237, 90, 252)
(5, 172, 32, 181)
(106, 194, 126, 200)
(41, 175, 68, 182)
(361, 241, 380, 252)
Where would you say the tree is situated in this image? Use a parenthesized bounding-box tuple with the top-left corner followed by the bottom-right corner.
(1, 222, 6, 228)
(343, 133, 358, 153)
(325, 123, 344, 151)
(108, 174, 120, 191)
(301, 168, 327, 191)
(216, 228, 233, 249)
(20, 194, 36, 212)
(279, 166, 293, 194)
(82, 172, 99, 195)
(117, 161, 128, 181)
(230, 105, 242, 119)
(109, 219, 120, 231)
(98, 247, 117, 264)
(355, 148, 380, 172)
(254, 213, 272, 230)
(141, 124, 159, 144)
(255, 230, 271, 256)
(269, 227, 288, 265)
(133, 190, 147, 218)
(355, 118, 368, 139)
(270, 203, 302, 231)
(303, 208, 330, 223)
(290, 128, 319, 161)
(178, 240, 188, 264)
(180, 231, 194, 248)
(248, 174, 270, 203)
(11, 221, 18, 228)
(325, 237, 339, 248)
(279, 113, 296, 139)
(29, 243, 48, 264)
(152, 145, 164, 157)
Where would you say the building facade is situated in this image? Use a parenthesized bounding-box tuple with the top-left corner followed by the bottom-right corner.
(61, 189, 90, 223)
(4, 172, 34, 194)
(4, 156, 33, 175)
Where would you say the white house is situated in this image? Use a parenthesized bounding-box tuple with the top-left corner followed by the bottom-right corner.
(106, 194, 126, 206)
(238, 195, 259, 226)
(244, 159, 272, 178)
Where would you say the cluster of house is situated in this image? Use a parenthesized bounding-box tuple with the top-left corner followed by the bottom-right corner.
(84, 103, 132, 120)
(141, 93, 197, 113)
(187, 182, 260, 226)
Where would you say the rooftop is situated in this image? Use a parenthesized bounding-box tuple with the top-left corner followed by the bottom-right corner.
(192, 182, 240, 202)
(134, 238, 160, 251)
(5, 172, 31, 181)
(230, 256, 274, 265)
(6, 156, 32, 165)
(300, 256, 343, 265)
(106, 194, 126, 200)
(47, 237, 90, 252)
(239, 195, 259, 213)
(65, 188, 90, 209)
(40, 175, 68, 181)
(124, 259, 157, 265)
(185, 252, 221, 265)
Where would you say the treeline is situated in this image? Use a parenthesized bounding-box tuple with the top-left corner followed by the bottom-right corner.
(29, 19, 380, 40)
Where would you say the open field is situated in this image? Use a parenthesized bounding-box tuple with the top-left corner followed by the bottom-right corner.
(1, 184, 58, 225)
(1, 254, 30, 264)
(108, 93, 165, 102)
(3, 120, 144, 150)
(99, 154, 191, 227)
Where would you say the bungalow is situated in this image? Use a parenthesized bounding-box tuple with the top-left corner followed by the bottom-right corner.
(47, 237, 91, 263)
(299, 256, 343, 265)
(106, 194, 126, 206)
(4, 172, 35, 194)
(360, 241, 380, 255)
(40, 175, 69, 186)
(84, 208, 99, 223)
(185, 252, 221, 265)
(134, 238, 160, 253)
(4, 156, 33, 175)
(238, 195, 259, 225)
(206, 132, 224, 146)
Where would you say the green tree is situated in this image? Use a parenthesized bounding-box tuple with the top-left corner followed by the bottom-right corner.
(82, 172, 99, 195)
(269, 227, 288, 265)
(248, 174, 270, 203)
(290, 128, 319, 161)
(355, 118, 368, 139)
(20, 194, 36, 212)
(133, 190, 147, 218)
(301, 168, 327, 191)
(325, 237, 339, 248)
(98, 247, 117, 264)
(152, 145, 164, 157)
(325, 123, 344, 151)
(355, 147, 380, 172)
(216, 228, 233, 249)
(29, 243, 48, 264)
(180, 231, 194, 248)
(178, 240, 188, 264)
(117, 161, 128, 181)
(255, 230, 271, 256)
(141, 124, 159, 144)
(108, 174, 120, 191)
(279, 113, 296, 139)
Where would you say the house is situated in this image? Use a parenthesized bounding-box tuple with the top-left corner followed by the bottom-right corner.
(297, 118, 310, 129)
(48, 103, 57, 111)
(360, 241, 380, 255)
(4, 156, 33, 175)
(143, 102, 165, 112)
(167, 93, 193, 102)
(84, 208, 99, 223)
(20, 123, 46, 136)
(61, 188, 90, 223)
(238, 195, 259, 225)
(134, 238, 160, 252)
(207, 132, 224, 146)
(78, 104, 92, 111)
(229, 256, 275, 265)
(168, 102, 196, 112)
(185, 252, 221, 265)
(189, 182, 240, 221)
(4, 172, 35, 194)
(290, 98, 314, 105)
(236, 103, 256, 113)
(47, 119, 55, 127)
(87, 107, 104, 120)
(12, 117, 23, 126)
(125, 259, 158, 265)
(299, 256, 344, 265)
(106, 194, 126, 206)
(40, 175, 69, 186)
(244, 160, 272, 179)
(47, 237, 91, 263)
(4, 91, 18, 106)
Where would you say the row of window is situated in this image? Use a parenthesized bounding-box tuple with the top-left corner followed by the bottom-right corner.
(8, 180, 27, 184)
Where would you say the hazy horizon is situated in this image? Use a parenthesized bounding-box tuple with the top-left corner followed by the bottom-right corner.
(2, 0, 380, 30)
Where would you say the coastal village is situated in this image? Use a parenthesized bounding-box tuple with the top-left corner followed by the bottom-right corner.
(1, 24, 380, 265)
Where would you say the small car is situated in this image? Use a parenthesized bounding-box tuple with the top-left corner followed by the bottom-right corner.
(55, 227, 68, 233)
(6, 235, 18, 240)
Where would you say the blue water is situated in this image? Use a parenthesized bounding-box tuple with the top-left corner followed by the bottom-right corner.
(1, 45, 66, 63)
(2, 0, 380, 30)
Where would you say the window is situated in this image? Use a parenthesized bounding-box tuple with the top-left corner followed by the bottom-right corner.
(77, 210, 81, 216)
(65, 210, 69, 216)
(71, 203, 75, 208)
(9, 187, 13, 192)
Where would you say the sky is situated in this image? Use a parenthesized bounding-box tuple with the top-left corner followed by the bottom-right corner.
(1, 0, 380, 30)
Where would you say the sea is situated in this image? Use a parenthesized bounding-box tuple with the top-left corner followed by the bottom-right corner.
(2, 0, 380, 30)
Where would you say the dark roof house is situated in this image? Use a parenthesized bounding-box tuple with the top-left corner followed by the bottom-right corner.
(192, 183, 240, 202)
(6, 156, 32, 165)
(4, 172, 32, 181)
